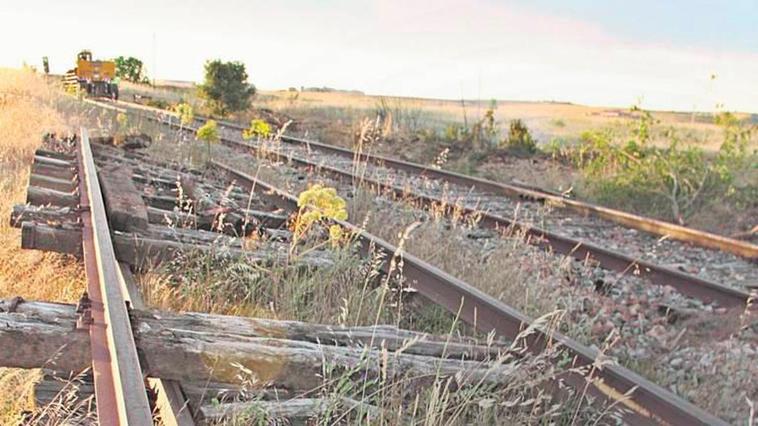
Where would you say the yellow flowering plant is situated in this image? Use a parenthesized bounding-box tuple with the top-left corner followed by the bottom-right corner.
(175, 103, 194, 126)
(114, 112, 129, 145)
(116, 112, 128, 129)
(290, 184, 348, 254)
(242, 119, 271, 139)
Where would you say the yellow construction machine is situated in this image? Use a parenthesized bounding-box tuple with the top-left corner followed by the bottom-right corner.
(63, 50, 119, 100)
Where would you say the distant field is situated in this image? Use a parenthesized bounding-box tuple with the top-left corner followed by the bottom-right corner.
(123, 81, 753, 152)
(257, 89, 753, 152)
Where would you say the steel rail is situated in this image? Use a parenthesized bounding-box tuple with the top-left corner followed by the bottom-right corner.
(212, 160, 727, 426)
(120, 263, 196, 426)
(78, 128, 153, 425)
(214, 132, 751, 308)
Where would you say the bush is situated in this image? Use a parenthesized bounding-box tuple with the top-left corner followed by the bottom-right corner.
(114, 56, 148, 83)
(174, 103, 194, 126)
(439, 103, 501, 149)
(199, 60, 256, 117)
(501, 119, 537, 155)
(146, 98, 170, 110)
(573, 109, 755, 224)
(196, 120, 219, 162)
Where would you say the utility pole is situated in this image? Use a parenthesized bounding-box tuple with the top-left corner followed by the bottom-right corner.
(152, 32, 157, 86)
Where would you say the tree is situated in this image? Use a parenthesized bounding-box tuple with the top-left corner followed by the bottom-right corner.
(114, 56, 147, 83)
(199, 60, 256, 116)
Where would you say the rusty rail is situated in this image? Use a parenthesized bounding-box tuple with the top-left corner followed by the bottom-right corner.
(77, 128, 153, 425)
(212, 160, 728, 426)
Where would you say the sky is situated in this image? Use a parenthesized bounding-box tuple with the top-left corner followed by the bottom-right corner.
(2, 0, 757, 112)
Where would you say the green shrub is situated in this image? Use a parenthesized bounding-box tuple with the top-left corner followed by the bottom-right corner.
(501, 119, 537, 155)
(545, 137, 571, 160)
(146, 98, 170, 110)
(199, 59, 256, 116)
(438, 103, 500, 149)
(573, 109, 755, 224)
(443, 123, 465, 142)
(174, 103, 194, 126)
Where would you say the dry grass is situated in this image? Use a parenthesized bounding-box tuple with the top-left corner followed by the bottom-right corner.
(0, 68, 86, 424)
(120, 81, 739, 151)
(257, 89, 738, 151)
(0, 68, 84, 302)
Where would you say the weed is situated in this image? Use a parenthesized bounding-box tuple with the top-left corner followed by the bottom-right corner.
(501, 119, 537, 155)
(573, 107, 756, 224)
(242, 119, 271, 139)
(290, 184, 348, 256)
(197, 119, 220, 163)
(175, 102, 195, 126)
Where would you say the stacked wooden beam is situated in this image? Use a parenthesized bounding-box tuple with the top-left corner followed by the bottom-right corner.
(12, 142, 330, 270)
(0, 298, 512, 424)
(7, 138, 340, 423)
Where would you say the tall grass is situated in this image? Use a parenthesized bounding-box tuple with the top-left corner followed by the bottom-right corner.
(0, 68, 87, 423)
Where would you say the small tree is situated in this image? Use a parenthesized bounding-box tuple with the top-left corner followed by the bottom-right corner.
(199, 60, 256, 117)
(114, 56, 147, 83)
(196, 120, 219, 163)
(175, 103, 194, 126)
(173, 103, 194, 143)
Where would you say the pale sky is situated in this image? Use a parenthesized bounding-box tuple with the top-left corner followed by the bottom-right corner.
(2, 0, 757, 112)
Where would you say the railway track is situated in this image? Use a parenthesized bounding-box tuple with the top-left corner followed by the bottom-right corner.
(136, 107, 755, 310)
(49, 99, 753, 424)
(78, 128, 153, 424)
(210, 161, 731, 425)
(91, 99, 757, 309)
